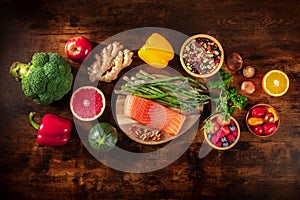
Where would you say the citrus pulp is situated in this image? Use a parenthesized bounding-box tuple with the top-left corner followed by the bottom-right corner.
(70, 86, 105, 121)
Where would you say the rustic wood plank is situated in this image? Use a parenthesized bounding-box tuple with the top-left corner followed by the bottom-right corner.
(0, 0, 299, 199)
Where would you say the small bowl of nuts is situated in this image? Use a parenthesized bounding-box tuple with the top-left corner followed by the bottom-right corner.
(246, 104, 280, 137)
(204, 114, 240, 150)
(180, 34, 224, 79)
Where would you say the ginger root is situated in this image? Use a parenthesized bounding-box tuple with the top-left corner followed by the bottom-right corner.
(88, 42, 134, 82)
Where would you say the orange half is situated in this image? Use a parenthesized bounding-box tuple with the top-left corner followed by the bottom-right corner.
(262, 70, 289, 97)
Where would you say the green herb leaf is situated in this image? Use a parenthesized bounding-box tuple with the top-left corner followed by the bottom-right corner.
(204, 68, 247, 132)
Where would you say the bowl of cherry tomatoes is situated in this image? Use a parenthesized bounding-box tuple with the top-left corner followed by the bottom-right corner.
(204, 114, 240, 150)
(246, 104, 280, 137)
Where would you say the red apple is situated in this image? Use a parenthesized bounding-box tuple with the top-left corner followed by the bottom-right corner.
(65, 36, 92, 62)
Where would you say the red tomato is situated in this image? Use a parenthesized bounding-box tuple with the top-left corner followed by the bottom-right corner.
(253, 125, 263, 135)
(263, 123, 277, 135)
(251, 107, 268, 118)
(263, 112, 275, 124)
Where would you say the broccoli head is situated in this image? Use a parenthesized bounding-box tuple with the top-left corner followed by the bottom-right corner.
(10, 52, 73, 105)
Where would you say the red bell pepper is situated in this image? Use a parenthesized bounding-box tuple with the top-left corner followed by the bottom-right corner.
(29, 112, 72, 146)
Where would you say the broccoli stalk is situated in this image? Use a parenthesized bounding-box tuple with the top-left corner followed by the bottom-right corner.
(10, 62, 31, 81)
(10, 52, 73, 106)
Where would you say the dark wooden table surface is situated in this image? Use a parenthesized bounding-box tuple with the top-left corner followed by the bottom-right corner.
(1, 0, 299, 199)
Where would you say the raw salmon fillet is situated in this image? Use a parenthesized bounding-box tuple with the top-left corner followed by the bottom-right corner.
(124, 95, 186, 136)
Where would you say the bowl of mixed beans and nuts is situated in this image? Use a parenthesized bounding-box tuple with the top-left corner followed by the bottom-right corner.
(180, 34, 224, 78)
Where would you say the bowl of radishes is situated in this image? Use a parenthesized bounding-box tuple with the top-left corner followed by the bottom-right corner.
(246, 104, 280, 137)
(204, 114, 240, 150)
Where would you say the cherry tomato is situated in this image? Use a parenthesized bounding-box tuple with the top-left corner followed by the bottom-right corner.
(251, 107, 268, 118)
(263, 112, 275, 124)
(267, 107, 279, 122)
(253, 125, 263, 135)
(263, 123, 277, 135)
(247, 117, 264, 126)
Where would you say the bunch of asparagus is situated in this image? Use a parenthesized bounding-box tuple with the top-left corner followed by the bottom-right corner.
(115, 70, 211, 114)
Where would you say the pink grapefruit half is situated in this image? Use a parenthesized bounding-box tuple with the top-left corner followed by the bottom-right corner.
(70, 86, 106, 121)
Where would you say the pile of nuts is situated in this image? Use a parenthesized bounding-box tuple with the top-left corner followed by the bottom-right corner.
(129, 125, 161, 141)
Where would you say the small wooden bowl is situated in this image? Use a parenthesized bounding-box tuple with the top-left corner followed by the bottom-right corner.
(246, 104, 280, 137)
(204, 115, 240, 150)
(180, 34, 224, 79)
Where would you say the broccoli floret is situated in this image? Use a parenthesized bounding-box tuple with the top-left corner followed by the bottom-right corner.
(10, 52, 73, 105)
(32, 52, 49, 68)
(22, 67, 47, 97)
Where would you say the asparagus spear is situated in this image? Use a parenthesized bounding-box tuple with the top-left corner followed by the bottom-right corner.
(115, 70, 210, 113)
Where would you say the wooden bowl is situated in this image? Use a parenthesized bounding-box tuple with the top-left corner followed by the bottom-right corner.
(180, 34, 224, 79)
(246, 104, 280, 137)
(204, 114, 240, 150)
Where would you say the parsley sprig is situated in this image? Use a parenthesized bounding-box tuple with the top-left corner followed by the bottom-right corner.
(202, 68, 247, 132)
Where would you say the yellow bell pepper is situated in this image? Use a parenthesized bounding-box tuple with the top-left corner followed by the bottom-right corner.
(138, 33, 174, 68)
(247, 117, 264, 126)
(267, 107, 279, 122)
